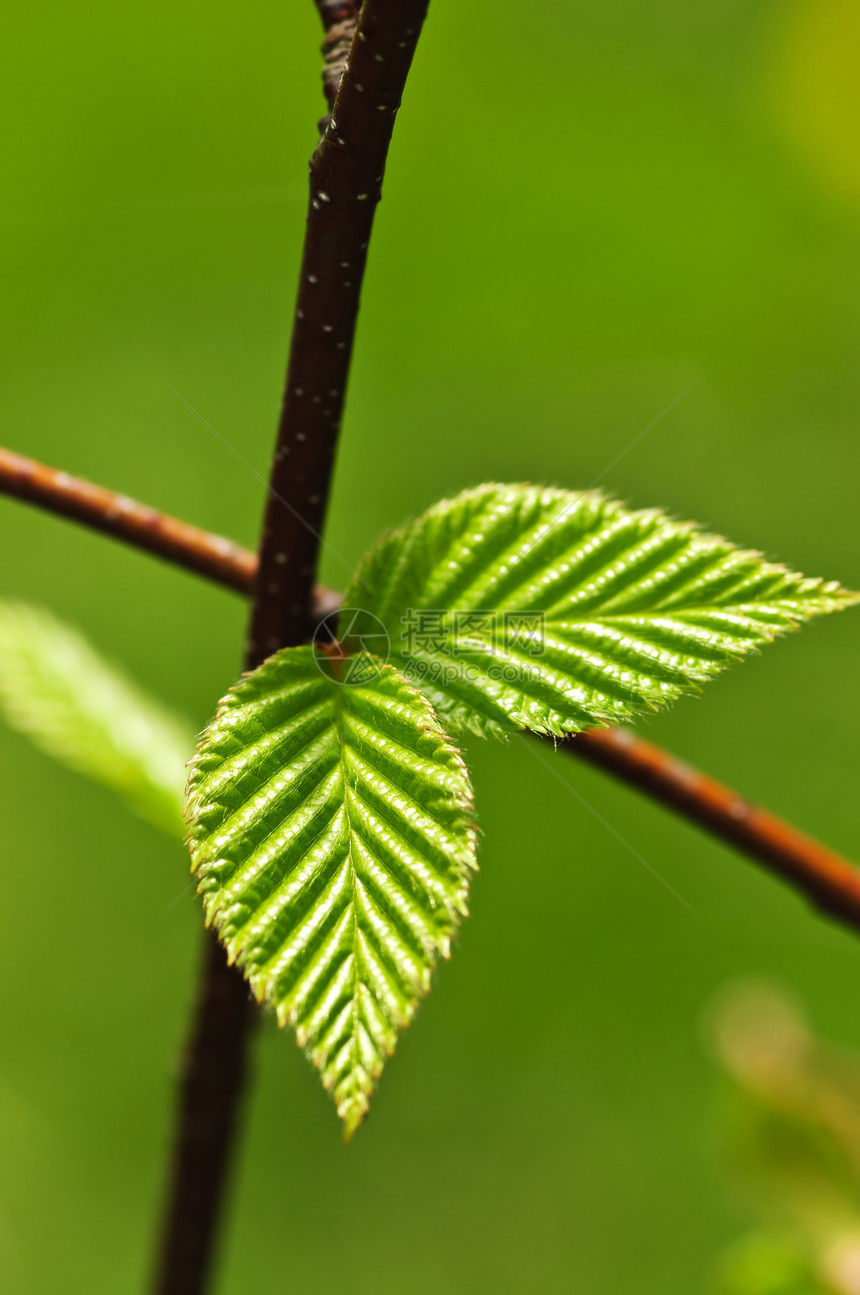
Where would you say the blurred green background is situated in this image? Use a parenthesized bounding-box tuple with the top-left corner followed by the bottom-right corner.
(1, 0, 858, 1290)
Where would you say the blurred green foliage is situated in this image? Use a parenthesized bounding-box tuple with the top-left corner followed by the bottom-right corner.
(0, 0, 858, 1292)
(0, 601, 192, 836)
(710, 986, 860, 1294)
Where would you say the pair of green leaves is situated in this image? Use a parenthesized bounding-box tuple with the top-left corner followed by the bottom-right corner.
(185, 484, 856, 1135)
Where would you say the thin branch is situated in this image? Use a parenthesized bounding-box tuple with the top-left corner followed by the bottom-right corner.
(563, 729, 860, 928)
(0, 445, 254, 592)
(0, 445, 339, 619)
(152, 4, 432, 1292)
(5, 441, 860, 937)
(151, 930, 254, 1295)
(248, 0, 431, 658)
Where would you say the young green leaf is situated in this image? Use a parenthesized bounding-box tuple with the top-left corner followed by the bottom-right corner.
(185, 645, 476, 1137)
(0, 600, 193, 836)
(340, 484, 857, 739)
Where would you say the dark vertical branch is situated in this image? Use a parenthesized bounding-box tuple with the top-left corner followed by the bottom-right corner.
(151, 933, 255, 1295)
(249, 0, 431, 656)
(152, 4, 431, 1292)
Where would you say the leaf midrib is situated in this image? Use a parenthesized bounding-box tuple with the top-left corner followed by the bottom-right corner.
(332, 681, 366, 1120)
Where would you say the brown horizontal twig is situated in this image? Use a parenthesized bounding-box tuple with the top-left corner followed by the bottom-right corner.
(564, 728, 860, 928)
(0, 445, 253, 591)
(0, 445, 340, 619)
(3, 440, 859, 938)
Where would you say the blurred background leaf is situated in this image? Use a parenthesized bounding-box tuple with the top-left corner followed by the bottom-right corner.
(0, 0, 858, 1292)
(709, 985, 860, 1294)
(715, 1231, 831, 1295)
(0, 601, 193, 837)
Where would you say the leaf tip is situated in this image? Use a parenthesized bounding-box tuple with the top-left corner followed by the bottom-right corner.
(340, 1100, 369, 1142)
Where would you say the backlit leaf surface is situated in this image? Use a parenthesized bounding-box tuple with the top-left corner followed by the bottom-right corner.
(185, 645, 476, 1135)
(341, 484, 856, 738)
